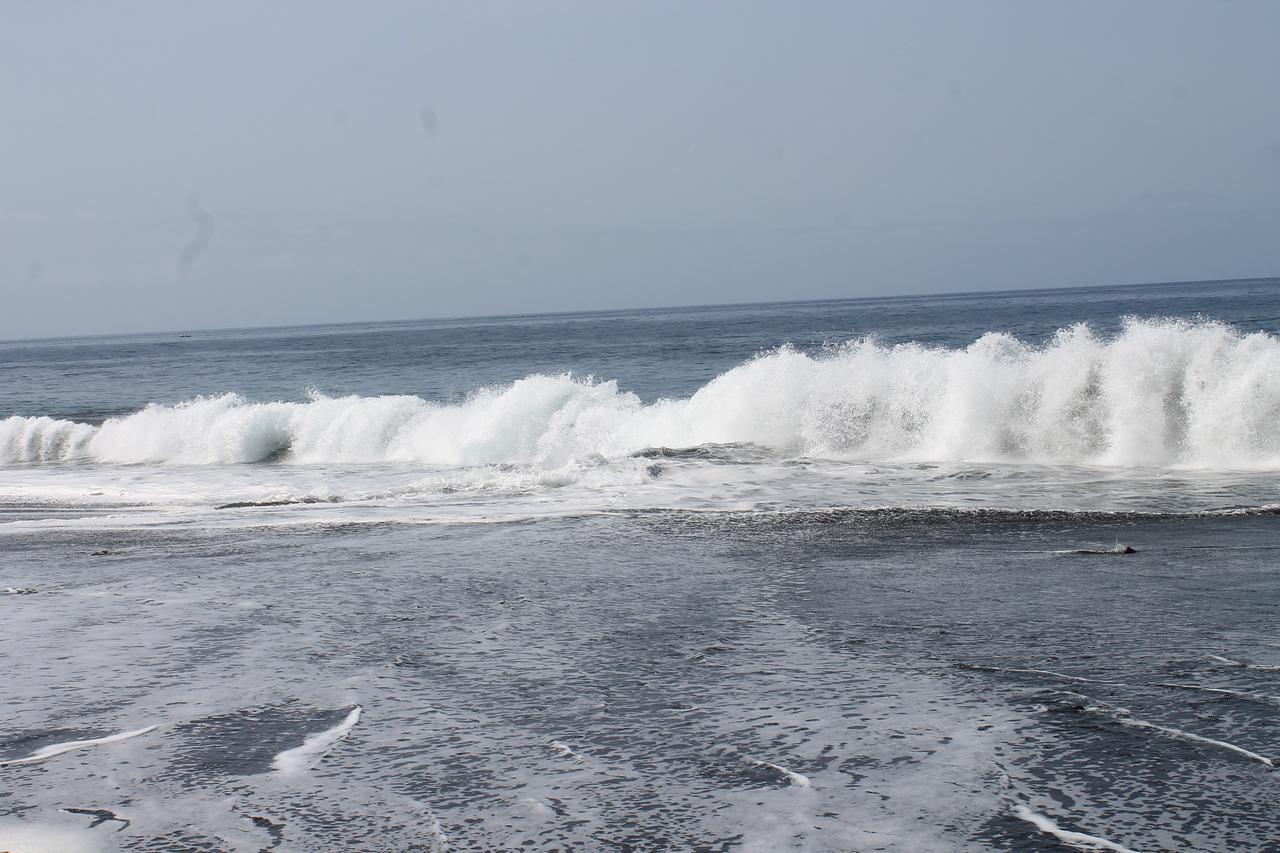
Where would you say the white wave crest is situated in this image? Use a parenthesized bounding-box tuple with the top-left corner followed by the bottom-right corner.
(4, 318, 1279, 469)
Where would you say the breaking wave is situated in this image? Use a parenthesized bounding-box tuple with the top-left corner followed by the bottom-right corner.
(3, 318, 1279, 469)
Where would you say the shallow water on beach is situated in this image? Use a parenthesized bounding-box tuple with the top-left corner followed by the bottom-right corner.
(3, 512, 1280, 851)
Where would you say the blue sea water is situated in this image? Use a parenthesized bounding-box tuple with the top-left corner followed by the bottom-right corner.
(1, 278, 1279, 851)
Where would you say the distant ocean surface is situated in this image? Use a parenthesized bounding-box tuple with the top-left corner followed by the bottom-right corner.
(2, 279, 1279, 851)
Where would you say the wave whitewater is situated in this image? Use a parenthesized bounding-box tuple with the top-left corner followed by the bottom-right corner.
(3, 318, 1279, 469)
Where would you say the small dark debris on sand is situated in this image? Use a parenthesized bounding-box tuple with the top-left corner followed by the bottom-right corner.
(250, 815, 286, 848)
(63, 807, 130, 831)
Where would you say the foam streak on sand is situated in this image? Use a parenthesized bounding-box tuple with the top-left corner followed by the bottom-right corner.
(957, 663, 1108, 684)
(1014, 805, 1143, 853)
(1209, 654, 1280, 671)
(272, 706, 362, 774)
(1155, 683, 1280, 707)
(0, 725, 157, 767)
(1092, 708, 1273, 767)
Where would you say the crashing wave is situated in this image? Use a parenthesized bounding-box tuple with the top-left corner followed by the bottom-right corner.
(3, 318, 1279, 469)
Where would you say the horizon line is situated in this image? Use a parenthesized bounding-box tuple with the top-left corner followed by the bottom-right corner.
(3, 273, 1277, 346)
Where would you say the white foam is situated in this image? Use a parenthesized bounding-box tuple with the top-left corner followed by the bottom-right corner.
(5, 318, 1280, 470)
(520, 797, 557, 819)
(548, 739, 582, 762)
(0, 725, 157, 767)
(271, 706, 362, 774)
(1013, 805, 1143, 853)
(742, 755, 811, 787)
(0, 816, 102, 853)
(424, 812, 449, 846)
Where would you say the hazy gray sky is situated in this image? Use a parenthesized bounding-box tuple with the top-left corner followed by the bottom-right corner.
(3, 0, 1279, 338)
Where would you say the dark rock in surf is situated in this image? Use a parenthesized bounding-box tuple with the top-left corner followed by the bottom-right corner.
(214, 497, 336, 510)
(1058, 544, 1138, 556)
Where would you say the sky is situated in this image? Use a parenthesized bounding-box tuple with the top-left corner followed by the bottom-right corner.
(2, 0, 1279, 339)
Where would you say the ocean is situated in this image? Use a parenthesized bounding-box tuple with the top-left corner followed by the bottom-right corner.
(2, 278, 1279, 851)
